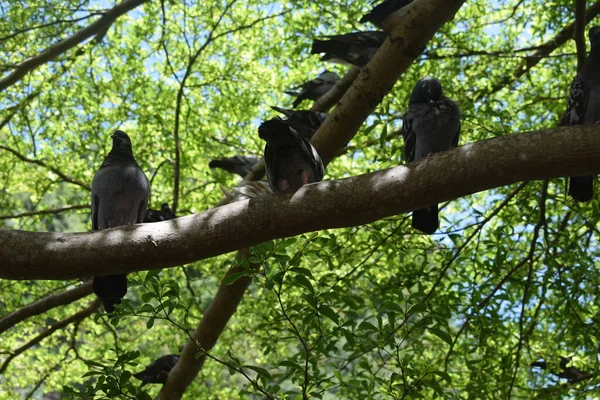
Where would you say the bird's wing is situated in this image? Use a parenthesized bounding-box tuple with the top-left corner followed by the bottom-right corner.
(566, 74, 589, 126)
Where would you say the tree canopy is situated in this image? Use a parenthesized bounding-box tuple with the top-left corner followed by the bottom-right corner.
(1, 0, 600, 399)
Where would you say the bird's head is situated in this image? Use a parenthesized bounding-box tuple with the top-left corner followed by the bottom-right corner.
(111, 130, 133, 150)
(589, 26, 600, 48)
(409, 76, 443, 104)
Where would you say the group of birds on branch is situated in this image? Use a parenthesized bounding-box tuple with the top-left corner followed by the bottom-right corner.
(85, 0, 599, 386)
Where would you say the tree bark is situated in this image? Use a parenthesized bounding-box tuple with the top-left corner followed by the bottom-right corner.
(1, 125, 599, 280)
(157, 250, 257, 399)
(310, 0, 467, 165)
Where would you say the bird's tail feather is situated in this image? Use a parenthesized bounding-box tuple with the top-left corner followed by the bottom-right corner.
(412, 205, 438, 234)
(93, 274, 127, 313)
(569, 176, 594, 202)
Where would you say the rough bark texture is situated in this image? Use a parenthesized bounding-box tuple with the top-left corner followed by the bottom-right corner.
(310, 0, 467, 165)
(0, 0, 148, 93)
(1, 126, 599, 279)
(157, 249, 257, 399)
(0, 281, 93, 334)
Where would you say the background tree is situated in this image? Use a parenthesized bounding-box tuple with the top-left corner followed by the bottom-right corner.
(1, 0, 599, 399)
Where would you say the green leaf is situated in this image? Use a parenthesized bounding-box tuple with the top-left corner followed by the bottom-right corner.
(244, 365, 272, 379)
(319, 305, 339, 325)
(429, 327, 453, 346)
(146, 318, 155, 329)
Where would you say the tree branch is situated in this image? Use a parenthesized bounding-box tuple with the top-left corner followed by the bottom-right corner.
(474, 0, 600, 101)
(1, 125, 600, 279)
(0, 281, 93, 335)
(310, 0, 467, 165)
(0, 145, 91, 190)
(0, 204, 89, 220)
(0, 300, 99, 374)
(157, 249, 258, 399)
(0, 0, 148, 93)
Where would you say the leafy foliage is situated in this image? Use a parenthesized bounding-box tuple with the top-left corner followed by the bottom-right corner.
(1, 0, 599, 399)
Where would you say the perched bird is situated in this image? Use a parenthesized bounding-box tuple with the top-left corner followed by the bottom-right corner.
(531, 357, 592, 383)
(258, 117, 325, 192)
(220, 180, 272, 202)
(144, 202, 177, 223)
(133, 354, 180, 386)
(402, 77, 461, 234)
(311, 31, 386, 67)
(285, 71, 340, 108)
(91, 130, 150, 313)
(360, 0, 413, 28)
(565, 26, 600, 202)
(270, 106, 328, 140)
(208, 155, 260, 179)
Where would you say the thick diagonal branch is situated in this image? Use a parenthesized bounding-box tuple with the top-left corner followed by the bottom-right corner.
(310, 0, 467, 165)
(0, 281, 93, 335)
(0, 0, 148, 93)
(1, 125, 599, 279)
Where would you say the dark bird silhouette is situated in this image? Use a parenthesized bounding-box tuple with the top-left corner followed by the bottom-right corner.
(258, 117, 324, 192)
(311, 31, 386, 67)
(531, 357, 592, 383)
(208, 155, 260, 179)
(402, 77, 461, 234)
(565, 26, 600, 202)
(133, 354, 180, 386)
(91, 130, 150, 313)
(360, 0, 413, 28)
(285, 71, 340, 108)
(270, 106, 328, 140)
(144, 202, 177, 223)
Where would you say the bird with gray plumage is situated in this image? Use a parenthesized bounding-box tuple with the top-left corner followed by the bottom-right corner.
(311, 31, 386, 67)
(91, 130, 150, 313)
(270, 106, 328, 140)
(402, 77, 461, 234)
(565, 25, 600, 202)
(133, 354, 180, 386)
(285, 71, 340, 108)
(220, 180, 272, 202)
(360, 0, 413, 28)
(259, 117, 325, 192)
(144, 202, 176, 223)
(208, 155, 260, 179)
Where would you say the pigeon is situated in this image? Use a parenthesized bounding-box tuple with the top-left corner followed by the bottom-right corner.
(220, 180, 272, 202)
(144, 202, 177, 223)
(531, 357, 591, 383)
(310, 31, 386, 67)
(270, 106, 328, 140)
(208, 155, 260, 179)
(402, 77, 461, 234)
(91, 130, 150, 313)
(360, 0, 413, 28)
(565, 25, 600, 202)
(285, 71, 340, 108)
(258, 117, 325, 192)
(133, 354, 180, 386)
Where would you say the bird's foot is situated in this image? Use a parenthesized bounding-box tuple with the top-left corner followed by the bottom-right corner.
(279, 180, 290, 191)
(301, 170, 309, 185)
